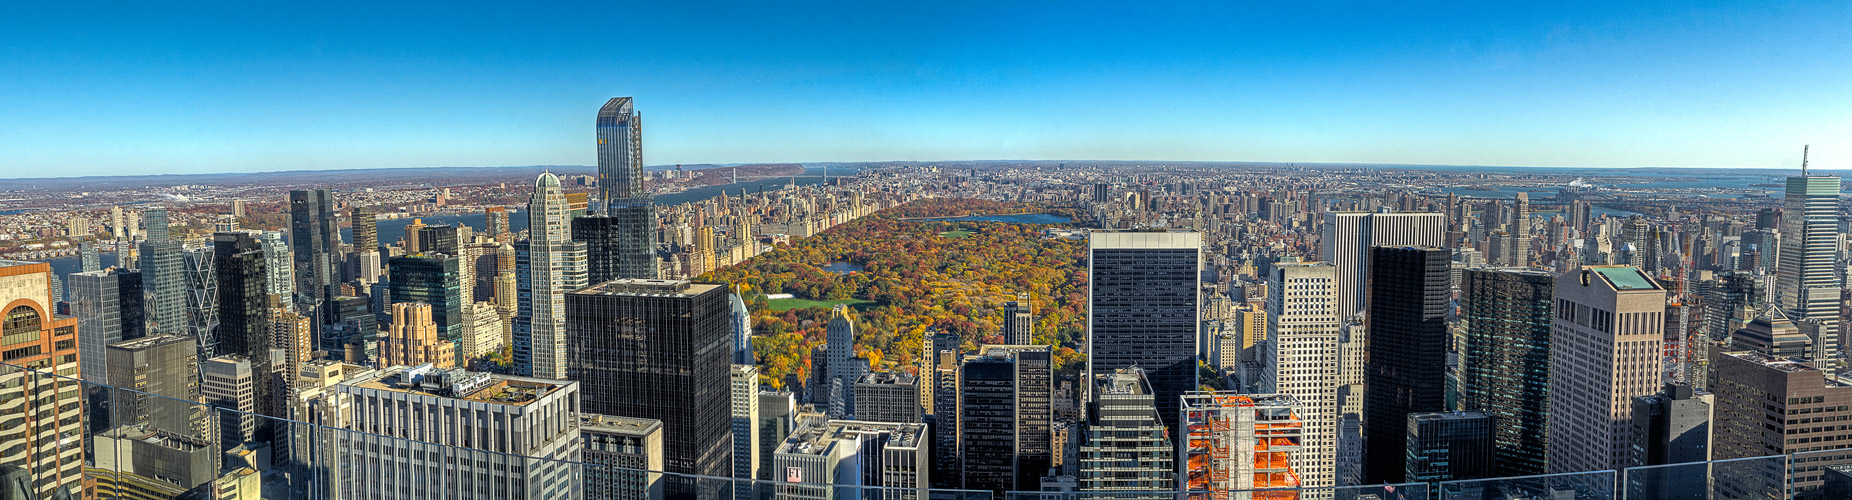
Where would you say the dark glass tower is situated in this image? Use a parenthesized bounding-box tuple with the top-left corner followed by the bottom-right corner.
(387, 254, 463, 345)
(1087, 231, 1200, 431)
(290, 189, 340, 329)
(957, 355, 1018, 493)
(572, 214, 624, 284)
(596, 97, 659, 279)
(1459, 267, 1554, 477)
(212, 231, 274, 419)
(566, 279, 731, 499)
(1361, 246, 1450, 484)
(416, 224, 459, 255)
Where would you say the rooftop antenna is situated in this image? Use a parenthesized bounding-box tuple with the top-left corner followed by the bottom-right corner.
(1802, 144, 1810, 176)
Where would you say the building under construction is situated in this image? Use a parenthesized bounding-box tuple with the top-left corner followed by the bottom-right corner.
(1180, 392, 1304, 500)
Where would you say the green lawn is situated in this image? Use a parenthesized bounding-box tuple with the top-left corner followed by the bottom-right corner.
(938, 230, 974, 238)
(768, 297, 877, 311)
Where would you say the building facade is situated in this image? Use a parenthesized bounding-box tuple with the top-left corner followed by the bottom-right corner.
(1548, 266, 1666, 473)
(1087, 231, 1201, 432)
(1361, 246, 1451, 483)
(1262, 262, 1340, 487)
(566, 279, 733, 499)
(329, 365, 584, 500)
(1459, 267, 1554, 477)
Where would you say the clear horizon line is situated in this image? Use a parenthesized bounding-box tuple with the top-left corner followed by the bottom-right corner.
(1, 159, 1843, 182)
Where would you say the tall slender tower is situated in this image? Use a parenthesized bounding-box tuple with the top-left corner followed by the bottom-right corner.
(1775, 146, 1842, 367)
(140, 208, 187, 336)
(1511, 192, 1532, 267)
(824, 305, 865, 418)
(1263, 262, 1340, 488)
(1361, 246, 1451, 483)
(514, 173, 588, 379)
(597, 97, 660, 279)
(290, 189, 339, 332)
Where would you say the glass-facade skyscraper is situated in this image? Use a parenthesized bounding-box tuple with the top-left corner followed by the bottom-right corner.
(1360, 246, 1451, 484)
(388, 254, 464, 346)
(566, 279, 732, 500)
(1086, 230, 1200, 433)
(139, 208, 187, 337)
(1459, 267, 1554, 477)
(596, 97, 659, 280)
(1775, 168, 1842, 367)
(290, 189, 340, 336)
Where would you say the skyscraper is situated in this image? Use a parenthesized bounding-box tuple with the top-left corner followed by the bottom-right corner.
(290, 189, 340, 324)
(824, 305, 865, 417)
(1709, 352, 1852, 496)
(351, 206, 378, 252)
(105, 335, 206, 438)
(573, 214, 625, 284)
(582, 414, 666, 500)
(853, 371, 922, 423)
(566, 279, 733, 499)
(1263, 261, 1340, 487)
(731, 364, 760, 500)
(1630, 382, 1712, 466)
(388, 253, 464, 346)
(328, 366, 584, 500)
(596, 97, 660, 279)
(1459, 267, 1554, 477)
(730, 292, 753, 365)
(0, 260, 86, 499)
(140, 209, 187, 336)
(256, 231, 295, 298)
(1404, 411, 1494, 483)
(1547, 266, 1666, 473)
(485, 206, 510, 238)
(513, 172, 588, 379)
(1004, 292, 1034, 345)
(1362, 246, 1451, 483)
(1511, 192, 1532, 267)
(1087, 230, 1201, 430)
(182, 246, 220, 356)
(71, 268, 145, 385)
(1319, 211, 1446, 321)
(1078, 367, 1175, 497)
(1775, 160, 1842, 368)
(213, 231, 274, 416)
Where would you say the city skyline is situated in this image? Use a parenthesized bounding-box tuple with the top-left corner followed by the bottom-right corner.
(4, 2, 1852, 176)
(3, 8, 1852, 497)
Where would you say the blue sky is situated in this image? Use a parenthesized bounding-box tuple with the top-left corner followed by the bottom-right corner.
(3, 1, 1850, 177)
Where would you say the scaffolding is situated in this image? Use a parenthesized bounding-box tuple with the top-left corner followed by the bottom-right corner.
(1181, 392, 1303, 500)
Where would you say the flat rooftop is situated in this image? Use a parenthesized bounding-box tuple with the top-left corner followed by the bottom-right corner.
(1589, 266, 1662, 291)
(347, 365, 568, 406)
(580, 413, 662, 436)
(572, 279, 724, 297)
(777, 415, 926, 456)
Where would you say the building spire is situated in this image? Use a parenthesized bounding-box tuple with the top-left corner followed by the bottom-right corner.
(1802, 144, 1810, 176)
